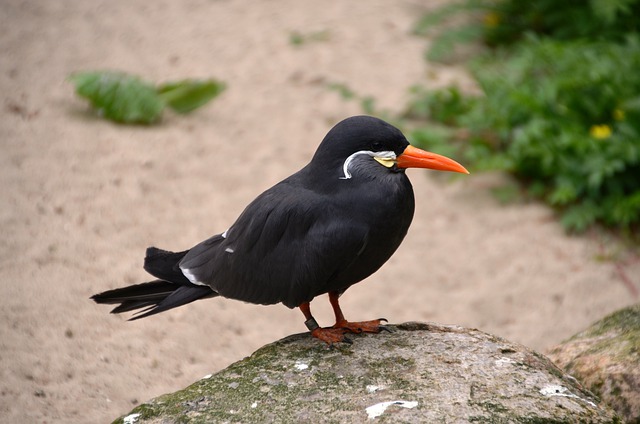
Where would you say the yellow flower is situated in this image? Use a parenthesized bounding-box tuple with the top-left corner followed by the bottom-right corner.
(613, 108, 625, 121)
(484, 12, 500, 28)
(589, 124, 612, 139)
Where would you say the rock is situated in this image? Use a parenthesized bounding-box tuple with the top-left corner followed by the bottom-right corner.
(114, 322, 618, 423)
(548, 305, 640, 423)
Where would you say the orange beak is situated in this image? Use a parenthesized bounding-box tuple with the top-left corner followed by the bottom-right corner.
(396, 145, 469, 174)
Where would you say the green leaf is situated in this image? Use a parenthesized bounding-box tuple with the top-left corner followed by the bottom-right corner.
(288, 30, 330, 46)
(622, 96, 640, 111)
(327, 83, 356, 100)
(561, 202, 600, 233)
(426, 25, 484, 62)
(548, 177, 578, 205)
(590, 0, 636, 24)
(289, 31, 305, 46)
(360, 96, 376, 116)
(157, 79, 226, 114)
(412, 0, 489, 35)
(69, 71, 164, 124)
(608, 190, 640, 226)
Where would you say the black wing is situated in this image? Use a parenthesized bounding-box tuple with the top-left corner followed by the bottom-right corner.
(179, 180, 369, 308)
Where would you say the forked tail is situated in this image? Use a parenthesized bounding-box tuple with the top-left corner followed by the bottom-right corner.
(91, 247, 217, 320)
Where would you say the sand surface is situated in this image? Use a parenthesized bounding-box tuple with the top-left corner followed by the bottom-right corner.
(1, 1, 638, 422)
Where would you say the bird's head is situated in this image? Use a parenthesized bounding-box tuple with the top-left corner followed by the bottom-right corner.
(311, 115, 469, 180)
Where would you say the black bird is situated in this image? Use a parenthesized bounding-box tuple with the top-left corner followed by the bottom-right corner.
(92, 116, 468, 344)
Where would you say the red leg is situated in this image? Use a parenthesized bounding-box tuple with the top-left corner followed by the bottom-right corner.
(329, 291, 387, 334)
(299, 302, 349, 345)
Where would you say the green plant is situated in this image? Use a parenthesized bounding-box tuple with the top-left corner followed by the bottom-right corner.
(327, 82, 378, 116)
(289, 30, 330, 46)
(405, 0, 640, 234)
(414, 0, 640, 62)
(69, 71, 226, 124)
(480, 0, 640, 46)
(406, 37, 640, 232)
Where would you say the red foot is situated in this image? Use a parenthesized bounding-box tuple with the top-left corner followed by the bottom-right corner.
(310, 327, 351, 345)
(334, 318, 388, 334)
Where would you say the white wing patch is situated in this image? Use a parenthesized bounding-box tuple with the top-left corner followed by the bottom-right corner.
(180, 266, 207, 286)
(339, 150, 396, 179)
(181, 229, 231, 285)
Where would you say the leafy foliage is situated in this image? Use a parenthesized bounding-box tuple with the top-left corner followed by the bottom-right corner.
(327, 82, 378, 116)
(70, 72, 163, 124)
(480, 0, 640, 45)
(69, 71, 226, 124)
(406, 1, 640, 233)
(157, 80, 226, 114)
(414, 0, 640, 61)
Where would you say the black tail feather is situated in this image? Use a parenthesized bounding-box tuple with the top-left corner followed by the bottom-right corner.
(143, 247, 191, 284)
(104, 280, 177, 314)
(129, 285, 217, 320)
(91, 279, 217, 320)
(92, 280, 176, 305)
(92, 246, 219, 320)
(111, 300, 157, 314)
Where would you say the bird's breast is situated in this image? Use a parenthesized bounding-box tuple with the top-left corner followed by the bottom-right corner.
(322, 174, 415, 292)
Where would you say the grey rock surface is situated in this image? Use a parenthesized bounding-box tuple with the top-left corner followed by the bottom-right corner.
(548, 304, 640, 423)
(115, 322, 618, 423)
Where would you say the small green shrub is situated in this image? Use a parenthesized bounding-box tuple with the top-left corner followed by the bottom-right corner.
(405, 33, 640, 232)
(69, 71, 226, 124)
(406, 0, 640, 233)
(414, 0, 640, 61)
(480, 0, 640, 46)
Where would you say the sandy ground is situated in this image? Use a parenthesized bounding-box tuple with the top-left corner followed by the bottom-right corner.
(1, 1, 638, 422)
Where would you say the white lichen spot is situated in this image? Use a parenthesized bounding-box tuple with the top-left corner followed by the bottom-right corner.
(225, 247, 234, 253)
(200, 374, 212, 380)
(366, 400, 418, 419)
(251, 401, 258, 408)
(366, 385, 382, 393)
(540, 384, 597, 407)
(294, 361, 309, 371)
(494, 357, 515, 366)
(123, 413, 141, 424)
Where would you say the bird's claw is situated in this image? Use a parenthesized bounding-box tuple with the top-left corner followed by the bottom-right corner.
(379, 325, 393, 333)
(328, 335, 353, 350)
(311, 327, 352, 346)
(311, 318, 391, 345)
(375, 318, 393, 333)
(334, 318, 389, 335)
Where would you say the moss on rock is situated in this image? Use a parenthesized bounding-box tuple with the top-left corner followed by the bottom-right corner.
(115, 322, 619, 423)
(548, 304, 640, 423)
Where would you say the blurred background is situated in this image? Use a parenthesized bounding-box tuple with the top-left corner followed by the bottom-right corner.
(1, 1, 638, 422)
